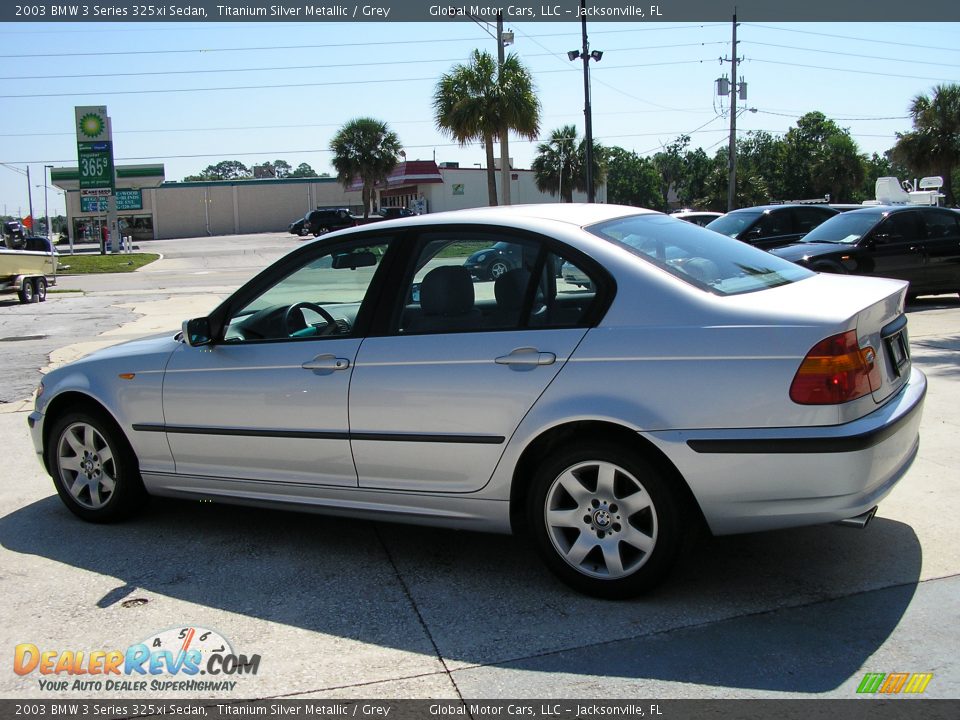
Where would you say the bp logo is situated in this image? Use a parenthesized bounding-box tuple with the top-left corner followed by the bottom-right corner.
(78, 113, 105, 138)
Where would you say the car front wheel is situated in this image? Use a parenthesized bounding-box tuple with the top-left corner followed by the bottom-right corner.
(528, 443, 684, 599)
(47, 410, 147, 522)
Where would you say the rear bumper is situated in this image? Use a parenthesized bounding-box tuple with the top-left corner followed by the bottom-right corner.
(646, 366, 927, 535)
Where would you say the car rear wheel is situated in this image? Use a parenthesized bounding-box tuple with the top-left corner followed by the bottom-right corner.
(47, 410, 147, 523)
(527, 443, 684, 599)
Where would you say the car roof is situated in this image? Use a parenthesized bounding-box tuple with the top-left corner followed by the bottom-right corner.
(726, 204, 836, 214)
(394, 203, 659, 228)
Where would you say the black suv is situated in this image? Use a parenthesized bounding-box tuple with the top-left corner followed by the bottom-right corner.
(705, 204, 839, 250)
(302, 208, 358, 237)
(772, 205, 960, 297)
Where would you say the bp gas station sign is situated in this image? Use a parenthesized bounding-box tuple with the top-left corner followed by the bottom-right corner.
(75, 106, 115, 192)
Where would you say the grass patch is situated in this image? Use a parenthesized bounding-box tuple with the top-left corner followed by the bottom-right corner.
(57, 253, 159, 274)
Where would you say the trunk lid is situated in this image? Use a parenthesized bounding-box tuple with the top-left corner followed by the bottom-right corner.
(855, 283, 911, 404)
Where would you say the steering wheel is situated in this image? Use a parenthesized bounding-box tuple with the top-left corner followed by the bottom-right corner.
(283, 301, 337, 336)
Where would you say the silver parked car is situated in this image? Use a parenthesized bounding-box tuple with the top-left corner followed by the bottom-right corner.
(29, 205, 926, 598)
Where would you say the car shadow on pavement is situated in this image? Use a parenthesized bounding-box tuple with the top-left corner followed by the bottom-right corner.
(0, 495, 921, 693)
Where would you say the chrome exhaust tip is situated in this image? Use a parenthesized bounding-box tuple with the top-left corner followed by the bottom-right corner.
(836, 507, 878, 529)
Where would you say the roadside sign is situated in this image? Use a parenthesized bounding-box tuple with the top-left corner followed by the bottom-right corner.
(77, 141, 115, 191)
(81, 189, 142, 213)
(75, 106, 115, 192)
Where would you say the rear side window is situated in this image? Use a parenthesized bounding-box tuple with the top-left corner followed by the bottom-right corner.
(923, 209, 960, 239)
(588, 214, 812, 296)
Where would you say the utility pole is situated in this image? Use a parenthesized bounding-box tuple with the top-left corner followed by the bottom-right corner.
(726, 11, 739, 212)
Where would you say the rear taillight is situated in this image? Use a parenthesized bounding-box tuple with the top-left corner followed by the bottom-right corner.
(790, 330, 882, 405)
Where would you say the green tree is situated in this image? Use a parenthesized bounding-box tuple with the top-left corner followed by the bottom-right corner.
(433, 49, 541, 206)
(573, 136, 608, 201)
(330, 118, 403, 218)
(652, 135, 690, 210)
(698, 149, 769, 210)
(531, 126, 578, 202)
(183, 160, 251, 181)
(605, 146, 661, 208)
(290, 162, 319, 178)
(810, 134, 865, 203)
(780, 112, 866, 202)
(891, 83, 960, 205)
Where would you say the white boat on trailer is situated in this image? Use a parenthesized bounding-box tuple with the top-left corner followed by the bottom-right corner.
(0, 243, 58, 303)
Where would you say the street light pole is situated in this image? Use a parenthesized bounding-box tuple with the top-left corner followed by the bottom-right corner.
(497, 11, 511, 206)
(44, 165, 53, 239)
(580, 1, 595, 203)
(26, 166, 35, 232)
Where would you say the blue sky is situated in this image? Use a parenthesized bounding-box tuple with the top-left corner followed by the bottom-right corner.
(1, 19, 959, 219)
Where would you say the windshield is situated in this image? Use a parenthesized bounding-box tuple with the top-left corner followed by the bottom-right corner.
(588, 214, 812, 296)
(800, 211, 882, 244)
(705, 211, 762, 238)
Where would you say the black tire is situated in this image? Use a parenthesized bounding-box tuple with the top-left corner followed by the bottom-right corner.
(46, 410, 148, 523)
(17, 278, 36, 304)
(527, 442, 685, 599)
(35, 276, 47, 302)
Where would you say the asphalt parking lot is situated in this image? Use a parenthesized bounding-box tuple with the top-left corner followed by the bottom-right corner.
(1, 233, 958, 703)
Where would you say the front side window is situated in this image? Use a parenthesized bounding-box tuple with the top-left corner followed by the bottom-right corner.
(588, 214, 812, 296)
(223, 240, 390, 342)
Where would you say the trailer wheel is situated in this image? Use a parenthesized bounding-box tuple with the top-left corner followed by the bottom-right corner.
(35, 277, 48, 302)
(17, 278, 36, 304)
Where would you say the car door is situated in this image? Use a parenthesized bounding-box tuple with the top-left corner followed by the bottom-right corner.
(918, 208, 960, 293)
(860, 210, 927, 288)
(160, 237, 393, 487)
(349, 229, 607, 493)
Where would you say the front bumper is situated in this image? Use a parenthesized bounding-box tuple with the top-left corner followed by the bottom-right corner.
(646, 366, 927, 535)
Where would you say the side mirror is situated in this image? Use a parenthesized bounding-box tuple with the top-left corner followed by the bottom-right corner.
(182, 317, 213, 347)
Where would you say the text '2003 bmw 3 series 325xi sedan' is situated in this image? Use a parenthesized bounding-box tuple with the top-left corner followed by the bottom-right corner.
(29, 205, 925, 598)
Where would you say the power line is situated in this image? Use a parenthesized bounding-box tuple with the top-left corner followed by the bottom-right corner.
(745, 40, 960, 69)
(748, 57, 960, 83)
(0, 42, 727, 82)
(743, 23, 960, 53)
(0, 58, 716, 99)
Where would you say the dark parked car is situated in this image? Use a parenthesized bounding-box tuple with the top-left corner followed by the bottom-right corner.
(287, 218, 308, 236)
(378, 207, 416, 220)
(463, 241, 522, 280)
(771, 205, 960, 298)
(304, 208, 359, 237)
(706, 204, 839, 250)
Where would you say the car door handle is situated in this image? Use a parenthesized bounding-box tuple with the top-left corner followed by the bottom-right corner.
(495, 347, 556, 367)
(302, 354, 350, 371)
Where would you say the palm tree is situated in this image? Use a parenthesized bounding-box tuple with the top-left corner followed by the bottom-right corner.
(891, 83, 960, 205)
(433, 49, 540, 206)
(532, 126, 578, 202)
(329, 118, 402, 218)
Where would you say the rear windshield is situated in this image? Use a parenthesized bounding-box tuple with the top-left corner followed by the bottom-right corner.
(587, 214, 813, 296)
(704, 210, 762, 238)
(800, 211, 882, 244)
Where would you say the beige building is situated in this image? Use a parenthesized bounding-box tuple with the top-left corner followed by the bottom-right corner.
(52, 161, 605, 242)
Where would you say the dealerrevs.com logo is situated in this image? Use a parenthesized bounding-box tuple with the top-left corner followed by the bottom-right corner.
(856, 672, 934, 694)
(14, 626, 260, 692)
